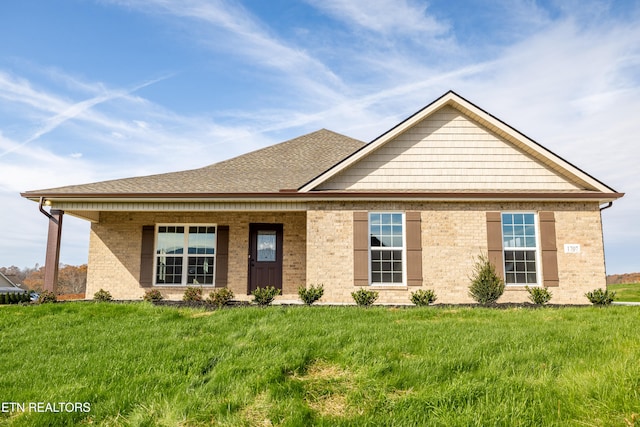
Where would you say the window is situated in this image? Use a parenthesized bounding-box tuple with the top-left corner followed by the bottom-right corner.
(155, 225, 216, 285)
(369, 213, 405, 284)
(501, 213, 538, 285)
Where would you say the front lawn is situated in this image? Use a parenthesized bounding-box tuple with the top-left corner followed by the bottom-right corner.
(608, 282, 640, 302)
(0, 303, 639, 426)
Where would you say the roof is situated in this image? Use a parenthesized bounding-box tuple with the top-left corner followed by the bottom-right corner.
(22, 129, 365, 196)
(0, 272, 20, 289)
(21, 91, 623, 208)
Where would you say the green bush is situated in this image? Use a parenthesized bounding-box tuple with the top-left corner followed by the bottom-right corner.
(585, 288, 616, 306)
(143, 289, 164, 302)
(526, 286, 552, 305)
(0, 294, 5, 304)
(252, 286, 281, 306)
(351, 288, 379, 307)
(22, 292, 32, 303)
(93, 289, 113, 302)
(206, 288, 235, 308)
(410, 289, 437, 306)
(37, 290, 57, 304)
(468, 254, 505, 305)
(183, 286, 203, 302)
(298, 284, 324, 305)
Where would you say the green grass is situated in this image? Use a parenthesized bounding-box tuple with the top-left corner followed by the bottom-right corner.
(1, 303, 639, 426)
(608, 282, 640, 302)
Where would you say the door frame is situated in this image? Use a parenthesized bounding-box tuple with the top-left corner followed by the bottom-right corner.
(248, 223, 283, 295)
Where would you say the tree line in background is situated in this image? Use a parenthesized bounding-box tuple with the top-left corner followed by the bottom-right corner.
(0, 264, 87, 295)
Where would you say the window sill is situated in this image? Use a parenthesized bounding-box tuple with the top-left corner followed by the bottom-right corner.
(153, 284, 216, 288)
(504, 285, 539, 291)
(369, 285, 408, 291)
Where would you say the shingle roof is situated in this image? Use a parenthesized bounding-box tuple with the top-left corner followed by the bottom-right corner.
(24, 129, 365, 196)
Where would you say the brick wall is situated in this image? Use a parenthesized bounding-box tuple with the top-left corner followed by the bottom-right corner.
(87, 202, 606, 305)
(86, 212, 306, 301)
(306, 201, 605, 305)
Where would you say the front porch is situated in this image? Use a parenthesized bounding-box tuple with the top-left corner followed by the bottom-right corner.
(85, 210, 307, 301)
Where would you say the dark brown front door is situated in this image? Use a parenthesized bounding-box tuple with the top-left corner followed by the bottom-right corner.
(248, 224, 283, 294)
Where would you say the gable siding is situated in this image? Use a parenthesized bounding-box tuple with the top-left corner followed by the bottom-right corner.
(317, 106, 581, 191)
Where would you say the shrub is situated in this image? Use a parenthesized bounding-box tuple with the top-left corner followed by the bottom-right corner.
(410, 289, 437, 306)
(37, 290, 57, 304)
(468, 254, 505, 305)
(183, 286, 203, 302)
(206, 288, 235, 308)
(0, 294, 5, 304)
(585, 288, 616, 306)
(526, 286, 552, 305)
(252, 286, 281, 306)
(298, 284, 324, 305)
(351, 288, 379, 307)
(93, 289, 113, 302)
(143, 289, 164, 302)
(22, 292, 32, 303)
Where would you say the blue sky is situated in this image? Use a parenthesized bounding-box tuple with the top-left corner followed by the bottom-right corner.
(0, 0, 638, 274)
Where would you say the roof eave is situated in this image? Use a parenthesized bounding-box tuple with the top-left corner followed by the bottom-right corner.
(22, 190, 624, 204)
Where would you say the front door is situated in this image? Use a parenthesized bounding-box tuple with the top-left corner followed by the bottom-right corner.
(248, 224, 283, 294)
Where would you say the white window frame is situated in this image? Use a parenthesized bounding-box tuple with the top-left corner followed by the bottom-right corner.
(153, 224, 217, 287)
(501, 212, 541, 287)
(368, 212, 407, 286)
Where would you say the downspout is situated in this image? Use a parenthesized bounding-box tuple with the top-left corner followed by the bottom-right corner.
(39, 197, 57, 222)
(598, 201, 613, 286)
(38, 197, 64, 292)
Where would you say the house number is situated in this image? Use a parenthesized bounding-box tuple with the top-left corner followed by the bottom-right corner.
(564, 244, 581, 254)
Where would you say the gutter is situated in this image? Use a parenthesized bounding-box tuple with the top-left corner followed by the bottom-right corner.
(599, 202, 613, 211)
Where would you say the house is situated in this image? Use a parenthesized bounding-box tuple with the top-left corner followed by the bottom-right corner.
(21, 91, 623, 304)
(0, 271, 27, 295)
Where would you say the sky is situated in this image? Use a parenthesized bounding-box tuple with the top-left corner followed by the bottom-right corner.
(0, 0, 638, 275)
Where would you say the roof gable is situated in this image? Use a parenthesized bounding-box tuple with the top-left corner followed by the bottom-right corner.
(300, 91, 618, 194)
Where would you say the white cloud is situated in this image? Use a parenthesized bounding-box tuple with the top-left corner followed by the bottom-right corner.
(106, 0, 348, 104)
(305, 0, 448, 37)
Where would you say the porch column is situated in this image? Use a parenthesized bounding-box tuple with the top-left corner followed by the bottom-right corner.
(43, 209, 64, 292)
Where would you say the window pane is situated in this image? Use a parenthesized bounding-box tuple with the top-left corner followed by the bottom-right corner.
(157, 227, 184, 255)
(156, 256, 182, 284)
(502, 213, 537, 249)
(257, 230, 276, 261)
(188, 226, 216, 255)
(503, 249, 537, 284)
(187, 256, 215, 285)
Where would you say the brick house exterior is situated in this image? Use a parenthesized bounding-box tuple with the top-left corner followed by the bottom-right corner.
(22, 91, 623, 304)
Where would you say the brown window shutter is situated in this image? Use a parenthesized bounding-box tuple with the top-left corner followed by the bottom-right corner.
(539, 212, 559, 287)
(405, 211, 423, 286)
(215, 226, 229, 288)
(140, 225, 155, 287)
(486, 212, 504, 279)
(353, 212, 369, 286)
